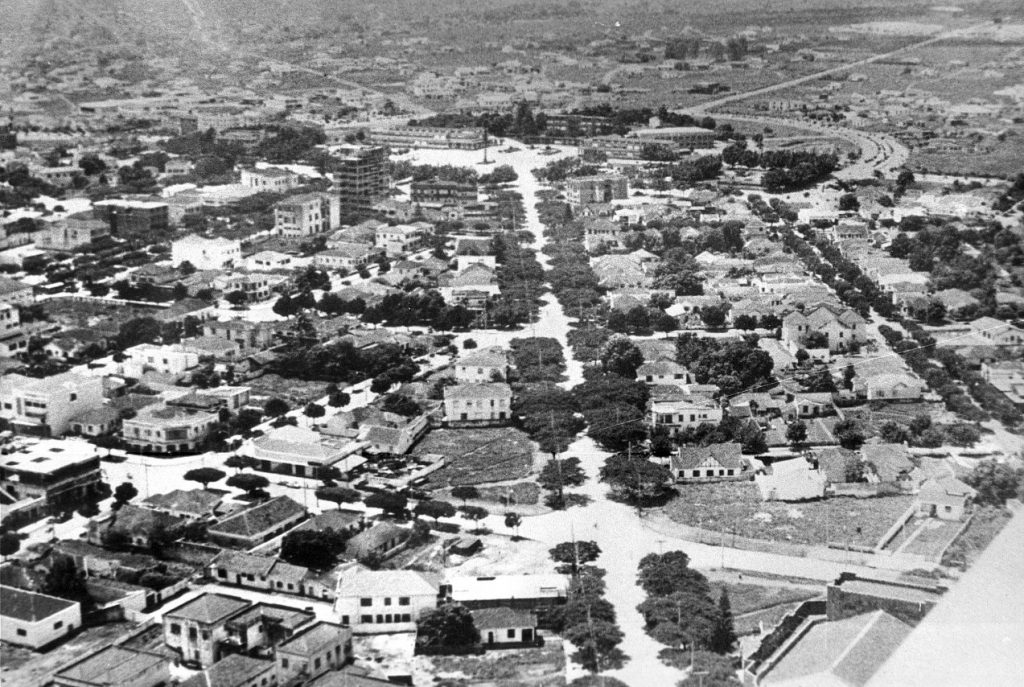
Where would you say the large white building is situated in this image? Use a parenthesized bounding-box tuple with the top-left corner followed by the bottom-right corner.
(1, 585, 82, 649)
(649, 396, 723, 437)
(171, 235, 242, 270)
(0, 372, 105, 436)
(334, 569, 439, 634)
(120, 343, 200, 378)
(240, 166, 299, 191)
(274, 193, 341, 237)
(121, 404, 219, 454)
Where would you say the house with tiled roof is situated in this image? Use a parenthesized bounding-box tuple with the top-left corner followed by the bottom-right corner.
(812, 447, 863, 485)
(969, 316, 1024, 346)
(222, 602, 316, 653)
(455, 347, 509, 383)
(334, 568, 440, 633)
(917, 476, 975, 522)
(784, 392, 836, 420)
(207, 496, 306, 549)
(163, 593, 252, 666)
(321, 406, 429, 456)
(649, 395, 722, 437)
(87, 504, 186, 550)
(472, 607, 540, 648)
(53, 645, 169, 687)
(345, 522, 410, 563)
(141, 489, 223, 521)
(590, 254, 647, 288)
(180, 653, 276, 687)
(782, 304, 867, 353)
(671, 442, 746, 482)
(1, 585, 82, 649)
(856, 373, 924, 401)
(443, 382, 512, 425)
(637, 360, 691, 385)
(275, 621, 353, 682)
(861, 444, 915, 487)
(931, 289, 980, 319)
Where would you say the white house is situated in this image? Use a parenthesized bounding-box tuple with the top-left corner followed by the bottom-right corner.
(649, 396, 723, 437)
(375, 223, 428, 257)
(454, 347, 509, 383)
(443, 383, 512, 424)
(755, 458, 827, 501)
(0, 371, 105, 436)
(171, 235, 242, 270)
(782, 305, 867, 353)
(859, 373, 924, 401)
(334, 569, 439, 634)
(120, 343, 200, 378)
(637, 360, 692, 385)
(0, 586, 82, 649)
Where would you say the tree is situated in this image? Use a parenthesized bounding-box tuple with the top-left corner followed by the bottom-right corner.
(451, 485, 479, 504)
(315, 486, 362, 509)
(786, 420, 808, 448)
(226, 473, 271, 497)
(637, 551, 711, 597)
(732, 314, 758, 331)
(416, 603, 480, 650)
(365, 492, 409, 518)
(564, 620, 626, 673)
(600, 452, 672, 512)
(264, 398, 290, 417)
(710, 590, 737, 654)
(834, 419, 865, 450)
(281, 528, 350, 570)
(225, 454, 257, 472)
(550, 540, 602, 575)
(459, 505, 490, 530)
(328, 391, 351, 408)
(945, 423, 980, 448)
(303, 402, 326, 420)
(183, 467, 226, 490)
(224, 290, 248, 307)
(537, 457, 588, 508)
(42, 554, 89, 604)
(843, 364, 857, 390)
(113, 481, 138, 508)
(415, 499, 457, 523)
(674, 651, 742, 686)
(965, 460, 1021, 506)
(838, 193, 860, 211)
(700, 304, 729, 330)
(0, 532, 20, 558)
(736, 422, 767, 455)
(504, 512, 522, 539)
(599, 334, 645, 378)
(879, 421, 911, 444)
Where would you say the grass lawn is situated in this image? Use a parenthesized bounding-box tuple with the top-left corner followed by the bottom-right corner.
(941, 506, 1012, 571)
(664, 481, 914, 547)
(711, 582, 821, 616)
(415, 427, 537, 486)
(733, 602, 806, 637)
(897, 518, 964, 559)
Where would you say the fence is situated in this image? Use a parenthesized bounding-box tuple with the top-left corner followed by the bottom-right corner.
(744, 600, 827, 682)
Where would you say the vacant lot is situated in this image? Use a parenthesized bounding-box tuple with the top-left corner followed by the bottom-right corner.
(415, 427, 537, 486)
(897, 518, 964, 559)
(942, 506, 1012, 571)
(664, 481, 913, 547)
(245, 374, 330, 406)
(419, 639, 565, 687)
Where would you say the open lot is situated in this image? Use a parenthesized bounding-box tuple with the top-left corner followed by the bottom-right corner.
(941, 506, 1012, 571)
(244, 373, 331, 406)
(417, 640, 566, 687)
(663, 481, 914, 547)
(415, 427, 537, 487)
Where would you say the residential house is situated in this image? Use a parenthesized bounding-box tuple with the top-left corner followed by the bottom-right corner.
(240, 166, 299, 191)
(36, 214, 109, 252)
(0, 371, 105, 436)
(247, 425, 365, 480)
(784, 392, 836, 420)
(446, 574, 569, 610)
(931, 289, 980, 319)
(207, 496, 306, 549)
(374, 223, 428, 257)
(180, 654, 277, 687)
(53, 646, 170, 687)
(120, 404, 219, 454)
(0, 585, 82, 649)
(754, 457, 827, 501)
(87, 504, 185, 550)
(861, 444, 915, 487)
(916, 476, 975, 521)
(245, 250, 294, 272)
(163, 593, 252, 667)
(443, 382, 512, 425)
(590, 254, 647, 289)
(202, 320, 275, 354)
(671, 442, 746, 482)
(171, 235, 242, 270)
(141, 489, 223, 521)
(0, 302, 28, 357)
(213, 272, 286, 303)
(44, 328, 109, 361)
(781, 305, 867, 353)
(812, 447, 863, 486)
(649, 396, 723, 437)
(334, 568, 440, 633)
(969, 317, 1024, 346)
(275, 622, 353, 683)
(472, 607, 540, 648)
(637, 360, 691, 385)
(320, 406, 429, 456)
(440, 263, 500, 302)
(222, 603, 316, 655)
(981, 361, 1024, 408)
(583, 218, 624, 252)
(119, 343, 200, 378)
(857, 373, 924, 401)
(454, 347, 509, 383)
(68, 406, 122, 437)
(315, 243, 377, 271)
(345, 522, 411, 563)
(0, 275, 34, 306)
(209, 550, 310, 596)
(0, 439, 103, 520)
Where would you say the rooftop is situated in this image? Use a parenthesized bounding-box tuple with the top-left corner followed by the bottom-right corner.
(337, 568, 438, 598)
(0, 585, 78, 621)
(54, 646, 168, 686)
(208, 495, 305, 539)
(165, 592, 250, 624)
(181, 654, 274, 687)
(447, 574, 569, 602)
(471, 606, 537, 630)
(0, 438, 98, 475)
(279, 621, 352, 656)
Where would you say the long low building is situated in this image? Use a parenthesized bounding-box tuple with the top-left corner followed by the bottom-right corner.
(369, 125, 486, 150)
(0, 585, 82, 649)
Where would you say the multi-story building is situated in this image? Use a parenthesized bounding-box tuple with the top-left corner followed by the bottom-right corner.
(212, 272, 285, 303)
(0, 585, 82, 649)
(36, 213, 109, 251)
(0, 439, 103, 515)
(120, 343, 200, 378)
(649, 395, 723, 437)
(565, 175, 628, 206)
(120, 404, 219, 454)
(171, 235, 242, 270)
(0, 275, 35, 306)
(374, 223, 428, 257)
(202, 320, 275, 354)
(273, 192, 340, 237)
(163, 593, 251, 667)
(335, 145, 388, 209)
(93, 200, 170, 242)
(240, 166, 299, 191)
(0, 302, 28, 357)
(443, 382, 512, 425)
(410, 179, 478, 205)
(782, 304, 867, 353)
(369, 125, 486, 150)
(334, 570, 439, 633)
(454, 347, 509, 383)
(544, 114, 617, 137)
(631, 126, 716, 149)
(580, 135, 676, 160)
(0, 372, 105, 436)
(275, 622, 353, 683)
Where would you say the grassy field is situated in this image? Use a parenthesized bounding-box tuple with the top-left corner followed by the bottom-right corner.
(711, 582, 821, 616)
(941, 506, 1012, 571)
(245, 374, 330, 406)
(415, 427, 537, 486)
(664, 481, 914, 547)
(898, 518, 964, 559)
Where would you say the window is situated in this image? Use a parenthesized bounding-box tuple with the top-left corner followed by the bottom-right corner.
(401, 613, 411, 622)
(189, 628, 198, 640)
(376, 615, 383, 623)
(385, 614, 393, 623)
(281, 659, 289, 669)
(201, 631, 210, 640)
(70, 393, 77, 401)
(360, 597, 372, 607)
(16, 628, 26, 636)
(361, 615, 373, 623)
(170, 623, 181, 635)
(314, 658, 321, 670)
(384, 597, 392, 606)
(54, 620, 63, 629)
(342, 615, 350, 625)
(399, 597, 410, 606)
(217, 569, 227, 578)
(507, 629, 516, 639)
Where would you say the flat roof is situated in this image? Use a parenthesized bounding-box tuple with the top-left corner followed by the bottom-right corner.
(0, 439, 98, 475)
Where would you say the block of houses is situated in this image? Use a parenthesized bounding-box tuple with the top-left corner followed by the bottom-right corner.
(0, 371, 106, 436)
(275, 621, 353, 683)
(781, 305, 867, 353)
(207, 496, 306, 549)
(454, 347, 509, 383)
(334, 568, 440, 633)
(472, 607, 540, 648)
(209, 550, 309, 594)
(447, 574, 569, 610)
(180, 654, 276, 687)
(171, 235, 242, 270)
(345, 522, 411, 563)
(248, 425, 365, 480)
(120, 403, 219, 454)
(968, 317, 1024, 346)
(443, 382, 512, 425)
(0, 585, 82, 649)
(648, 395, 723, 437)
(164, 593, 252, 667)
(754, 457, 827, 502)
(637, 360, 691, 385)
(916, 476, 975, 521)
(53, 646, 170, 687)
(671, 442, 746, 482)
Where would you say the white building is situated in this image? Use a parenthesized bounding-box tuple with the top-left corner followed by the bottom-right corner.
(274, 193, 341, 237)
(0, 302, 29, 357)
(649, 396, 723, 437)
(171, 235, 242, 270)
(454, 347, 508, 383)
(121, 404, 219, 454)
(0, 372, 105, 436)
(240, 166, 299, 191)
(334, 569, 439, 634)
(374, 223, 428, 257)
(0, 586, 82, 649)
(443, 383, 512, 424)
(120, 343, 200, 378)
(755, 458, 827, 502)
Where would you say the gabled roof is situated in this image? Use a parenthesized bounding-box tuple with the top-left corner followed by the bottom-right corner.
(471, 606, 537, 630)
(210, 550, 277, 576)
(336, 568, 438, 598)
(457, 347, 507, 368)
(444, 382, 512, 400)
(861, 444, 914, 483)
(54, 646, 168, 686)
(346, 522, 410, 554)
(279, 621, 352, 656)
(673, 442, 744, 471)
(0, 585, 78, 621)
(637, 360, 688, 376)
(142, 489, 222, 516)
(918, 476, 976, 506)
(181, 654, 274, 687)
(208, 496, 305, 539)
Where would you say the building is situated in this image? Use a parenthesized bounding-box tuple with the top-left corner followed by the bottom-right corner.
(171, 235, 242, 270)
(544, 114, 616, 137)
(472, 607, 539, 648)
(374, 223, 427, 257)
(274, 193, 341, 237)
(0, 585, 82, 649)
(335, 145, 388, 209)
(411, 179, 478, 205)
(637, 360, 691, 385)
(581, 135, 675, 160)
(275, 621, 352, 683)
(0, 302, 28, 357)
(53, 646, 170, 687)
(121, 404, 219, 454)
(916, 476, 975, 521)
(165, 158, 195, 176)
(446, 574, 569, 610)
(631, 126, 716, 148)
(221, 602, 316, 653)
(240, 166, 299, 191)
(858, 373, 924, 401)
(334, 569, 439, 633)
(36, 214, 109, 251)
(207, 496, 306, 549)
(345, 522, 411, 562)
(68, 406, 121, 437)
(968, 317, 1024, 346)
(981, 361, 1024, 408)
(314, 243, 378, 271)
(369, 125, 486, 150)
(246, 250, 294, 271)
(454, 347, 508, 383)
(0, 438, 102, 518)
(0, 275, 35, 306)
(209, 550, 308, 594)
(827, 573, 945, 626)
(180, 654, 276, 687)
(87, 504, 185, 550)
(671, 442, 746, 482)
(247, 425, 365, 480)
(443, 382, 512, 425)
(782, 304, 867, 353)
(0, 372, 105, 436)
(755, 457, 827, 502)
(163, 593, 252, 667)
(120, 343, 200, 378)
(212, 272, 285, 303)
(202, 320, 275, 354)
(141, 488, 223, 521)
(565, 175, 628, 206)
(649, 396, 722, 437)
(93, 200, 170, 241)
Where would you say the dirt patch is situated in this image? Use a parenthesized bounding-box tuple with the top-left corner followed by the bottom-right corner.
(415, 428, 538, 486)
